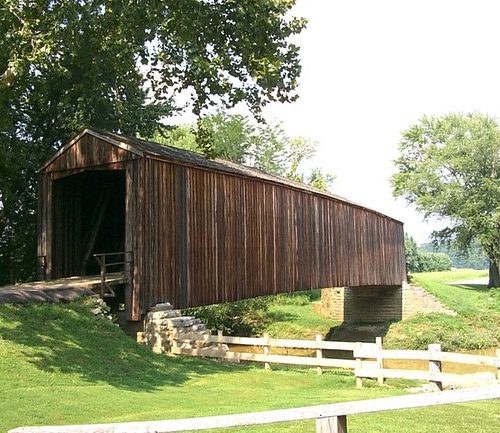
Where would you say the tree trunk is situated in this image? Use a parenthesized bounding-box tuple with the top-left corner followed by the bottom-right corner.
(488, 260, 500, 288)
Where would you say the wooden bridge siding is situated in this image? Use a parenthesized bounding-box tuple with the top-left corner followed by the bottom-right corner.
(37, 173, 52, 278)
(134, 158, 405, 317)
(38, 134, 405, 320)
(43, 134, 136, 173)
(133, 157, 184, 319)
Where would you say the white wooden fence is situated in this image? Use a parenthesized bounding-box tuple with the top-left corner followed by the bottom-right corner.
(9, 385, 500, 433)
(172, 332, 500, 389)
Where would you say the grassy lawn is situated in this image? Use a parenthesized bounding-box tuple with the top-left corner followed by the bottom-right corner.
(0, 293, 499, 433)
(384, 269, 500, 351)
(264, 290, 336, 339)
(411, 269, 493, 314)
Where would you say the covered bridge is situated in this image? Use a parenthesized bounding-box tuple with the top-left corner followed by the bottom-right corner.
(37, 129, 406, 321)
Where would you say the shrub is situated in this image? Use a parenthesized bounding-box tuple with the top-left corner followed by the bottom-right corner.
(183, 297, 271, 336)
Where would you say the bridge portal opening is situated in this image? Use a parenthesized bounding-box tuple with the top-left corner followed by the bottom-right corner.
(52, 170, 126, 278)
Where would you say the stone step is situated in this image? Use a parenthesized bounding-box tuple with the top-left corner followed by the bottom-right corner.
(149, 302, 174, 312)
(165, 317, 202, 328)
(146, 309, 182, 320)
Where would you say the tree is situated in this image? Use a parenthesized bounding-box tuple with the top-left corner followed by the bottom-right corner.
(153, 112, 335, 191)
(404, 234, 421, 273)
(392, 113, 500, 287)
(0, 1, 306, 283)
(404, 234, 451, 273)
(420, 239, 489, 270)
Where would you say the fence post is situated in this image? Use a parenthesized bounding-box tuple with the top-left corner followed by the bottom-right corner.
(376, 337, 384, 386)
(316, 415, 347, 433)
(217, 330, 224, 362)
(496, 349, 500, 383)
(316, 334, 323, 375)
(99, 255, 106, 298)
(428, 343, 443, 391)
(355, 342, 363, 389)
(263, 332, 271, 370)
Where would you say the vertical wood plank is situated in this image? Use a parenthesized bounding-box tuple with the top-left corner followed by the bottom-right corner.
(376, 337, 384, 386)
(356, 342, 363, 389)
(316, 416, 347, 433)
(496, 349, 500, 383)
(217, 330, 224, 362)
(316, 334, 323, 375)
(428, 343, 443, 391)
(263, 332, 271, 370)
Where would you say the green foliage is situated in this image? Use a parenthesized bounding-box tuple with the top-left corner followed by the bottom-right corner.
(184, 297, 272, 336)
(0, 1, 306, 284)
(420, 239, 489, 270)
(411, 269, 493, 314)
(1, 286, 500, 432)
(184, 289, 328, 339)
(153, 112, 335, 190)
(2, 300, 415, 433)
(392, 113, 500, 287)
(404, 234, 421, 273)
(417, 252, 452, 272)
(404, 234, 451, 273)
(385, 269, 499, 351)
(385, 312, 499, 351)
(269, 290, 320, 306)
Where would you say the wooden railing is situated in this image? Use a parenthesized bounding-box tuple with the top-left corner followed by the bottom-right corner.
(36, 255, 47, 280)
(172, 332, 500, 389)
(92, 251, 132, 298)
(8, 385, 500, 433)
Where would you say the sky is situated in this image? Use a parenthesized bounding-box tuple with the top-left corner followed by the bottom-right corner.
(175, 0, 500, 244)
(264, 0, 500, 244)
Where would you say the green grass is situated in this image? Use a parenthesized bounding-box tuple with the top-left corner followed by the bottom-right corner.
(411, 269, 494, 314)
(384, 269, 500, 351)
(1, 300, 498, 433)
(265, 290, 336, 339)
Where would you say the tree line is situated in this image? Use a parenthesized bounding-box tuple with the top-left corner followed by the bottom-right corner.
(0, 0, 306, 284)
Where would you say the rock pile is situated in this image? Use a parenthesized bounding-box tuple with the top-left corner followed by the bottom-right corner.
(88, 296, 114, 321)
(140, 302, 227, 355)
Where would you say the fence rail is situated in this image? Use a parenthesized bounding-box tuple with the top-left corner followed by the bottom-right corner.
(92, 251, 132, 298)
(9, 385, 500, 433)
(171, 332, 500, 389)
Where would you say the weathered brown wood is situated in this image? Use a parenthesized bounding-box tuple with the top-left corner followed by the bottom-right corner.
(38, 129, 407, 320)
(429, 344, 443, 391)
(316, 416, 347, 433)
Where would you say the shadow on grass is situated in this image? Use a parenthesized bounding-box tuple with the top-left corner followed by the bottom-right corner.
(0, 302, 242, 392)
(324, 321, 394, 360)
(451, 283, 490, 292)
(266, 309, 298, 322)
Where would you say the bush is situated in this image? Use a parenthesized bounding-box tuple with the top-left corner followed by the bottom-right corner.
(405, 235, 452, 272)
(418, 252, 452, 272)
(384, 312, 500, 351)
(267, 289, 320, 306)
(183, 297, 271, 336)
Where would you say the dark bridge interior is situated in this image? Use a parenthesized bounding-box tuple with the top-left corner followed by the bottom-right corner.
(52, 170, 125, 278)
